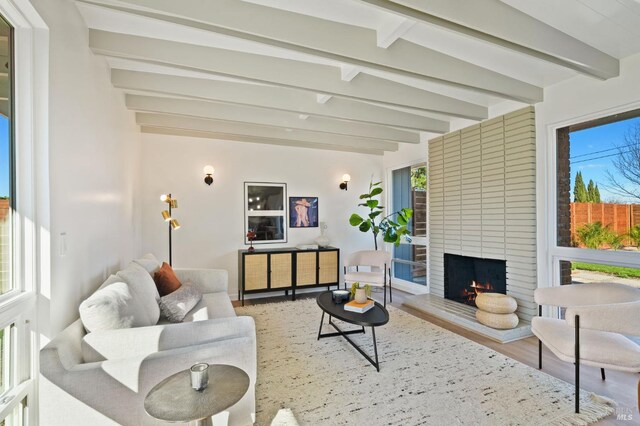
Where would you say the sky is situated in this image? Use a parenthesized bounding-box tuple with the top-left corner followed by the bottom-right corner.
(569, 116, 640, 204)
(0, 116, 8, 198)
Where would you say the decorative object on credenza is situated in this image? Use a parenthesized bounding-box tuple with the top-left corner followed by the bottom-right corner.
(339, 173, 351, 191)
(160, 193, 181, 266)
(348, 180, 413, 250)
(315, 221, 330, 247)
(190, 363, 209, 391)
(289, 196, 318, 228)
(475, 293, 519, 329)
(244, 182, 287, 244)
(331, 290, 350, 304)
(203, 165, 215, 186)
(246, 231, 256, 252)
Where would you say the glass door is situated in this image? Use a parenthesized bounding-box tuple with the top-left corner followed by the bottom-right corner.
(390, 163, 428, 289)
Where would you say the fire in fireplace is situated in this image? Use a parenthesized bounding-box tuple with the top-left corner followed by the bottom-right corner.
(444, 254, 506, 307)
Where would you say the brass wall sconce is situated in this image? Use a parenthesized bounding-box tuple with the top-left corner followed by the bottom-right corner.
(203, 165, 215, 185)
(339, 174, 351, 191)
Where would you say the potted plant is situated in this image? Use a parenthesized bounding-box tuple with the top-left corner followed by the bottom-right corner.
(348, 180, 413, 250)
(350, 282, 371, 303)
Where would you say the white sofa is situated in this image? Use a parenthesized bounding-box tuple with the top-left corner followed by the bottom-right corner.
(40, 255, 256, 426)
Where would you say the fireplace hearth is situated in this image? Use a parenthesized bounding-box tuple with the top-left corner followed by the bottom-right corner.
(444, 254, 506, 307)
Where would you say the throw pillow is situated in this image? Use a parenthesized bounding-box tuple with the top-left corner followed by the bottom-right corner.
(159, 283, 202, 323)
(154, 262, 182, 296)
(79, 281, 138, 332)
(117, 262, 161, 326)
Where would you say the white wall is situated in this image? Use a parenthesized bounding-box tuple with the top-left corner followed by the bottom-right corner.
(32, 0, 141, 337)
(139, 133, 382, 298)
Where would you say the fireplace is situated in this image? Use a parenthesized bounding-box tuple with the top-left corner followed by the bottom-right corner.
(444, 254, 506, 307)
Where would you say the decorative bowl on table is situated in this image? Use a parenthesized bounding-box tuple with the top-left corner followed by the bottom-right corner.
(331, 290, 350, 304)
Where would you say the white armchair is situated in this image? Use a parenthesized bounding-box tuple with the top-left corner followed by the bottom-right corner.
(344, 250, 392, 306)
(532, 283, 640, 414)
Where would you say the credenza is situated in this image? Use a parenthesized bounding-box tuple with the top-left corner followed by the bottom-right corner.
(238, 247, 340, 305)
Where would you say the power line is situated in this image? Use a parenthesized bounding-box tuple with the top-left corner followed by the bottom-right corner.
(572, 149, 634, 164)
(570, 142, 637, 159)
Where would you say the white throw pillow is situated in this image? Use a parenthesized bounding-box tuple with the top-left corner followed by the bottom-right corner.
(79, 281, 139, 332)
(117, 262, 161, 325)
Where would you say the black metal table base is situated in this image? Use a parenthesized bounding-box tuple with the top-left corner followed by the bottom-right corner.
(316, 312, 380, 372)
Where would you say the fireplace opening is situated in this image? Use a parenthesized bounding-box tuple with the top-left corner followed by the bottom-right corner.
(444, 254, 506, 307)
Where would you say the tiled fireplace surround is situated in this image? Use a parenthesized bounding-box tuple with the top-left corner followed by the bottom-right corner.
(418, 107, 537, 341)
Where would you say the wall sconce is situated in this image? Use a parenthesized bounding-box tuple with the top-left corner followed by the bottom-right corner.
(203, 165, 215, 185)
(160, 193, 181, 266)
(339, 174, 351, 191)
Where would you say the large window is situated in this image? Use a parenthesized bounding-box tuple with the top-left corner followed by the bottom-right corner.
(555, 109, 640, 289)
(389, 163, 427, 287)
(0, 15, 11, 296)
(0, 6, 39, 424)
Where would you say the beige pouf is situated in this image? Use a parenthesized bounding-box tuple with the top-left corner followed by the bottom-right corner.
(476, 293, 517, 314)
(476, 310, 519, 329)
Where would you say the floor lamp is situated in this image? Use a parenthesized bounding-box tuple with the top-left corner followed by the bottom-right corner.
(160, 193, 181, 266)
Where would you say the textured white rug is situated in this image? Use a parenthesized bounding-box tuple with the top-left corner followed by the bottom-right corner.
(236, 299, 615, 425)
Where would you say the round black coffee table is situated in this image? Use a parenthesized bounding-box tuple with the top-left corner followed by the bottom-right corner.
(316, 291, 389, 372)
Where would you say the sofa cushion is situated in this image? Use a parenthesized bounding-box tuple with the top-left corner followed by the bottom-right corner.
(153, 262, 182, 296)
(159, 284, 202, 323)
(182, 292, 236, 322)
(133, 253, 161, 275)
(116, 262, 161, 325)
(97, 274, 121, 291)
(80, 281, 144, 332)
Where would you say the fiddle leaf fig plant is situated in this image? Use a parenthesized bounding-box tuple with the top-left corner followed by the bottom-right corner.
(349, 181, 413, 250)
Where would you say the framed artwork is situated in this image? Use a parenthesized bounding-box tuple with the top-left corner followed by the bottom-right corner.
(289, 197, 319, 228)
(244, 182, 287, 244)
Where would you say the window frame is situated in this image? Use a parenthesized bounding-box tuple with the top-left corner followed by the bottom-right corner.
(0, 1, 49, 425)
(385, 160, 429, 295)
(545, 102, 640, 317)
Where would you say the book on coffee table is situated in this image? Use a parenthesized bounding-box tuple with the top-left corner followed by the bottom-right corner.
(344, 299, 374, 313)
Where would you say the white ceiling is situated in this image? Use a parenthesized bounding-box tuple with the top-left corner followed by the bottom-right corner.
(75, 0, 640, 155)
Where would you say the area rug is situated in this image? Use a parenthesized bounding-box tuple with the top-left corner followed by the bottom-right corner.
(235, 299, 615, 425)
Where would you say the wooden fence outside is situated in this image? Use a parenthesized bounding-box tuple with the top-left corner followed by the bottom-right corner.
(570, 202, 640, 246)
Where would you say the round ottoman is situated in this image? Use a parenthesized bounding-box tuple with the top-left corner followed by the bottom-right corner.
(476, 310, 519, 329)
(476, 293, 517, 314)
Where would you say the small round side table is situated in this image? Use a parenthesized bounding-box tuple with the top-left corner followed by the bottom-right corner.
(144, 364, 250, 426)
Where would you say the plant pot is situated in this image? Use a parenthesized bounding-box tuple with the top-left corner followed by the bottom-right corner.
(354, 288, 367, 304)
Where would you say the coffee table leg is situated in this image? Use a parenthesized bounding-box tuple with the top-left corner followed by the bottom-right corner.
(372, 326, 379, 372)
(194, 416, 213, 426)
(317, 311, 325, 341)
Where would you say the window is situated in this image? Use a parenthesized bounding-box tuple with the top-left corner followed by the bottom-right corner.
(557, 111, 640, 252)
(554, 109, 640, 292)
(0, 4, 44, 423)
(0, 15, 11, 296)
(389, 163, 427, 287)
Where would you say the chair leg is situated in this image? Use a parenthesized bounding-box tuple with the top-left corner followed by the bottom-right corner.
(600, 368, 606, 381)
(538, 305, 542, 370)
(538, 339, 542, 370)
(383, 281, 387, 307)
(575, 315, 580, 414)
(388, 267, 392, 303)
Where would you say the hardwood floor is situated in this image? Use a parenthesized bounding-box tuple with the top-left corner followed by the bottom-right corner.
(234, 289, 639, 425)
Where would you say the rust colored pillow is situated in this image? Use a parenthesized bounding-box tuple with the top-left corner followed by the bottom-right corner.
(153, 262, 182, 296)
